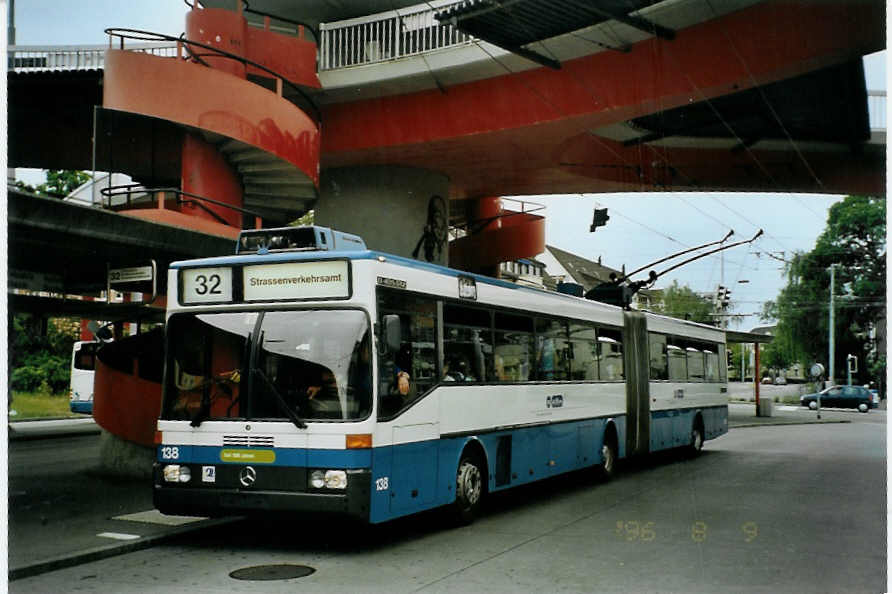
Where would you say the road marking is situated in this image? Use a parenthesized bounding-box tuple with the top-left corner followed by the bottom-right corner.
(113, 510, 207, 526)
(97, 532, 141, 541)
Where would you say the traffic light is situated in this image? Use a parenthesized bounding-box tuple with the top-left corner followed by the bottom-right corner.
(716, 285, 731, 307)
(590, 208, 609, 232)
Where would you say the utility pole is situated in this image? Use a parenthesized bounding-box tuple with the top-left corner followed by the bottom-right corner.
(828, 264, 836, 386)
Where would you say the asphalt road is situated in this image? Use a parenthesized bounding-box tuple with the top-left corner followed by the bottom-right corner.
(9, 411, 887, 593)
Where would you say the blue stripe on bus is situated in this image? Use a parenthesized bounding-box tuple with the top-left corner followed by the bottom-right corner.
(69, 401, 93, 414)
(157, 406, 725, 524)
(649, 405, 728, 451)
(369, 416, 627, 523)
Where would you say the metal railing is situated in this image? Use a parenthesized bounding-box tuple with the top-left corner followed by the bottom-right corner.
(319, 0, 471, 70)
(868, 90, 886, 131)
(449, 197, 546, 240)
(100, 184, 266, 227)
(104, 28, 321, 122)
(8, 43, 178, 73)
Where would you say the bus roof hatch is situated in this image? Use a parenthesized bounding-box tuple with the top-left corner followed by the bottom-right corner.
(236, 226, 367, 255)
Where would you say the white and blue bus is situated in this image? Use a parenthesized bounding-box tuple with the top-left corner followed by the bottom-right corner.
(154, 226, 728, 523)
(69, 340, 100, 414)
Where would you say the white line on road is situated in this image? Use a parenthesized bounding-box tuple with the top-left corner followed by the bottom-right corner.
(97, 532, 141, 541)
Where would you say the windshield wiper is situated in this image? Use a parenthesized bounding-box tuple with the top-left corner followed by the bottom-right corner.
(253, 366, 307, 429)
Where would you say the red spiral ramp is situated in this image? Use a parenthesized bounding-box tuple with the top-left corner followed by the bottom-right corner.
(450, 197, 546, 275)
(94, 6, 322, 452)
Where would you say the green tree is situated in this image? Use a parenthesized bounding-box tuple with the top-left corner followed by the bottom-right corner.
(291, 210, 314, 226)
(762, 196, 885, 384)
(15, 170, 91, 198)
(650, 281, 717, 325)
(9, 314, 77, 394)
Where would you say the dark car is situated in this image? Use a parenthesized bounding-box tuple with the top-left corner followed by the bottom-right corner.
(800, 385, 873, 413)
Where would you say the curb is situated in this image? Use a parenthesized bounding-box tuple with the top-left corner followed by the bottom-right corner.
(8, 426, 102, 441)
(8, 517, 236, 581)
(730, 419, 851, 429)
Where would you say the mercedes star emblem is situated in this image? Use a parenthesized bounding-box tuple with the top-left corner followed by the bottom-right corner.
(239, 466, 257, 487)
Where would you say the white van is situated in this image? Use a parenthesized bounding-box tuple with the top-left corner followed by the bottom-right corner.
(69, 341, 99, 414)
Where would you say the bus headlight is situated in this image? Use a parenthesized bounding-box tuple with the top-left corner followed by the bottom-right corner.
(324, 470, 347, 489)
(163, 465, 192, 483)
(308, 469, 348, 490)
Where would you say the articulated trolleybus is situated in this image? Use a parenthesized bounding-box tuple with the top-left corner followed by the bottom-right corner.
(155, 226, 729, 523)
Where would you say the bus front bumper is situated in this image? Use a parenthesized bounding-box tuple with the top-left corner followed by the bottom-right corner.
(153, 466, 371, 521)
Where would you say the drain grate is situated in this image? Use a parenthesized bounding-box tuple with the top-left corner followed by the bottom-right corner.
(229, 564, 315, 581)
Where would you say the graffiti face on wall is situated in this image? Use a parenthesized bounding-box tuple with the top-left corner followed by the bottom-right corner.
(412, 194, 447, 262)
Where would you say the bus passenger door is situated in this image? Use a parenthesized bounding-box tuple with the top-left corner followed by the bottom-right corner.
(389, 423, 439, 514)
(624, 312, 650, 458)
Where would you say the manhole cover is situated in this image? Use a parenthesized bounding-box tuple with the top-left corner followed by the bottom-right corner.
(229, 564, 316, 581)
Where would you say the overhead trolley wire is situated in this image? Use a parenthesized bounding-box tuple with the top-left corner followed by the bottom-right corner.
(703, 0, 825, 191)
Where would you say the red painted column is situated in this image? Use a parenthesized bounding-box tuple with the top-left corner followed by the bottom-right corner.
(181, 133, 244, 228)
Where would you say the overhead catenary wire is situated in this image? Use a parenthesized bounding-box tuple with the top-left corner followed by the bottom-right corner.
(703, 0, 825, 191)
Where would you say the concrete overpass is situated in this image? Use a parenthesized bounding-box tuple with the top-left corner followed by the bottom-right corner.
(7, 0, 886, 290)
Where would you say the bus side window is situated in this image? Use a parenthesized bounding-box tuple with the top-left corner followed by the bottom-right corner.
(597, 327, 624, 381)
(704, 347, 719, 382)
(568, 323, 598, 380)
(648, 333, 668, 380)
(444, 305, 493, 382)
(535, 318, 569, 381)
(667, 339, 687, 381)
(494, 313, 533, 382)
(376, 289, 437, 417)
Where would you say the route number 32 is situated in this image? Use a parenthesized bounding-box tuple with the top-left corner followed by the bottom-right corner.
(193, 274, 223, 296)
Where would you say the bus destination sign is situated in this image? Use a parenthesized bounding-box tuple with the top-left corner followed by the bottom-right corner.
(181, 267, 234, 304)
(243, 261, 350, 301)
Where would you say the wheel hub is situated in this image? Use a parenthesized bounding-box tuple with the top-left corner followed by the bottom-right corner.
(457, 462, 481, 505)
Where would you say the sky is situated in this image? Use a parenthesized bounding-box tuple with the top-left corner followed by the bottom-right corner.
(8, 2, 887, 332)
(540, 192, 845, 331)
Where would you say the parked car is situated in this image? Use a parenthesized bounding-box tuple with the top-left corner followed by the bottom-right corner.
(800, 385, 873, 412)
(868, 389, 880, 409)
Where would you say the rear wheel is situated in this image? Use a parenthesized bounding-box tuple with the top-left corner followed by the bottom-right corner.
(452, 452, 485, 525)
(598, 433, 617, 480)
(689, 423, 704, 456)
(858, 403, 869, 413)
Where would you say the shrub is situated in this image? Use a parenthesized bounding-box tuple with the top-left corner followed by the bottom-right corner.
(11, 366, 46, 393)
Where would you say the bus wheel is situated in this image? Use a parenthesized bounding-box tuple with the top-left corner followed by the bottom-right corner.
(689, 423, 704, 456)
(453, 453, 485, 524)
(598, 434, 617, 480)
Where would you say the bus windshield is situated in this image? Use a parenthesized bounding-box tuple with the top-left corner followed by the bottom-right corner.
(163, 310, 371, 423)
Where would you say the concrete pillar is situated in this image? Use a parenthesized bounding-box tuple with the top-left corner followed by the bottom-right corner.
(316, 166, 450, 265)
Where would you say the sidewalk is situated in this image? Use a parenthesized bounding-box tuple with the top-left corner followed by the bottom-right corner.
(728, 401, 854, 428)
(8, 418, 233, 581)
(8, 417, 101, 440)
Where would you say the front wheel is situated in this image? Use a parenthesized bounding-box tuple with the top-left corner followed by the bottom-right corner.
(808, 401, 818, 410)
(452, 453, 485, 525)
(858, 403, 869, 413)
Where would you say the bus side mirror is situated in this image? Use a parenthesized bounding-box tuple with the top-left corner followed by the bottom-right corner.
(383, 315, 401, 354)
